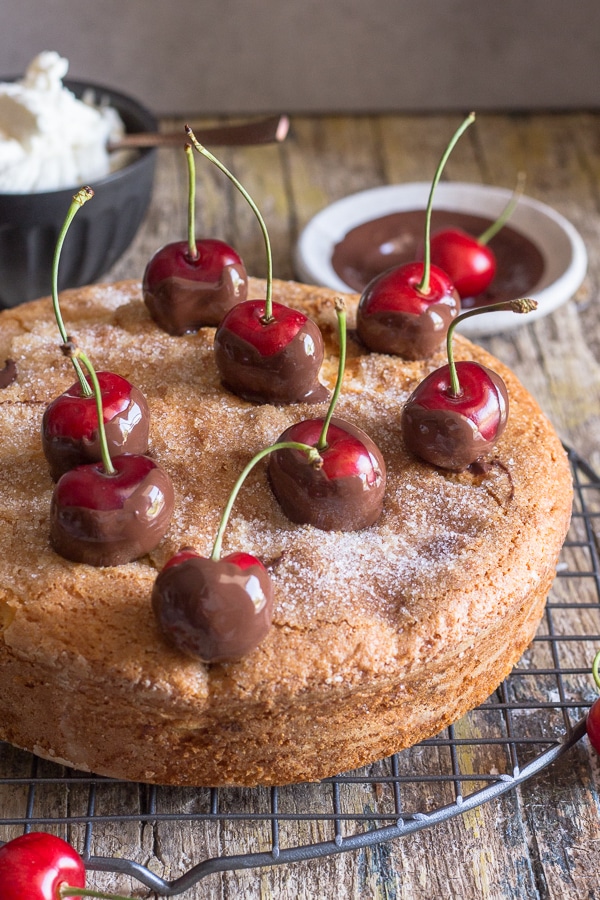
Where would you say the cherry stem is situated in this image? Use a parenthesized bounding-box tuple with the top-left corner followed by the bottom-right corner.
(592, 650, 600, 692)
(60, 885, 133, 899)
(416, 112, 476, 297)
(210, 441, 323, 562)
(185, 125, 274, 321)
(185, 143, 199, 261)
(317, 298, 346, 452)
(478, 171, 526, 245)
(446, 298, 538, 397)
(52, 187, 94, 397)
(62, 343, 116, 476)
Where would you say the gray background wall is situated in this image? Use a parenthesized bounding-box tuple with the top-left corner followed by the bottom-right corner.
(3, 1, 600, 116)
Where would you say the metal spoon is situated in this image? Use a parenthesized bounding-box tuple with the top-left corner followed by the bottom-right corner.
(108, 114, 290, 150)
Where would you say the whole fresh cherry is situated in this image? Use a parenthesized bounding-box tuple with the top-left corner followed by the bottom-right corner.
(185, 126, 328, 404)
(49, 346, 174, 567)
(430, 173, 525, 300)
(0, 832, 85, 900)
(268, 416, 386, 530)
(143, 144, 247, 334)
(42, 372, 149, 481)
(586, 650, 600, 753)
(356, 114, 475, 360)
(0, 831, 138, 899)
(152, 547, 273, 662)
(401, 298, 536, 471)
(430, 228, 496, 299)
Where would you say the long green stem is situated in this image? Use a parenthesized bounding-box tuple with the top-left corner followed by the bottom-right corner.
(210, 441, 322, 562)
(52, 187, 94, 396)
(416, 112, 476, 296)
(185, 143, 199, 260)
(62, 343, 115, 476)
(446, 297, 537, 397)
(478, 171, 526, 245)
(317, 299, 346, 452)
(185, 125, 273, 320)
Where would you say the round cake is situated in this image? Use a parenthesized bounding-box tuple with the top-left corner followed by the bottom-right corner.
(0, 277, 572, 786)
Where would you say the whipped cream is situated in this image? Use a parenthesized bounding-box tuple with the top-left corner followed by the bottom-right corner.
(0, 52, 126, 193)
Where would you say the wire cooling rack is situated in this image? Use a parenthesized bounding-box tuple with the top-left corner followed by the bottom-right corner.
(0, 445, 598, 896)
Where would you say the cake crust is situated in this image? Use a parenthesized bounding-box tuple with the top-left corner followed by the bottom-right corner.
(0, 278, 572, 785)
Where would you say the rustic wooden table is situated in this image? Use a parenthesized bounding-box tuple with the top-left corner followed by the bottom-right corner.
(5, 112, 600, 899)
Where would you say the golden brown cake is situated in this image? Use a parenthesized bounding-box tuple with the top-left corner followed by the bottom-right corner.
(0, 278, 572, 786)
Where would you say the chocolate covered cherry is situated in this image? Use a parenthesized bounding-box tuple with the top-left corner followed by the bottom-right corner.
(143, 144, 247, 334)
(356, 261, 459, 359)
(356, 114, 475, 360)
(42, 371, 149, 481)
(401, 361, 509, 471)
(401, 298, 537, 471)
(268, 416, 386, 530)
(186, 126, 328, 404)
(152, 548, 273, 662)
(214, 299, 328, 404)
(50, 452, 175, 567)
(268, 299, 386, 530)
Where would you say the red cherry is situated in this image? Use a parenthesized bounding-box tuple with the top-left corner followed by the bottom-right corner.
(430, 227, 496, 298)
(42, 372, 150, 481)
(401, 360, 509, 471)
(587, 697, 600, 753)
(214, 299, 328, 404)
(152, 549, 273, 662)
(50, 454, 174, 567)
(268, 416, 386, 530)
(0, 832, 85, 900)
(356, 261, 460, 359)
(143, 238, 247, 334)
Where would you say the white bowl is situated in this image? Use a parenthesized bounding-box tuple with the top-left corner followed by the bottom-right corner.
(295, 182, 587, 337)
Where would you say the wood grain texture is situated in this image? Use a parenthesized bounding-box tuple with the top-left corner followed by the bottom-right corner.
(11, 113, 600, 898)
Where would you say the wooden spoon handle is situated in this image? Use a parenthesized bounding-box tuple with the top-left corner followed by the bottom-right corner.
(109, 114, 290, 150)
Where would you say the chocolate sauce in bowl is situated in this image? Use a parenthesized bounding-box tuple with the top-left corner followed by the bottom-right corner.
(332, 210, 545, 308)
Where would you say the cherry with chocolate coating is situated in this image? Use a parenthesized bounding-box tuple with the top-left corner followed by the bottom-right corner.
(152, 548, 273, 662)
(401, 360, 509, 471)
(357, 114, 475, 360)
(50, 452, 175, 567)
(186, 126, 327, 404)
(268, 299, 386, 530)
(143, 141, 246, 333)
(268, 416, 386, 530)
(0, 831, 137, 899)
(42, 371, 149, 481)
(401, 298, 536, 471)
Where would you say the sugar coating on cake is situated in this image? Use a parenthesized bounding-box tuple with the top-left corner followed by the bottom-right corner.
(0, 278, 572, 785)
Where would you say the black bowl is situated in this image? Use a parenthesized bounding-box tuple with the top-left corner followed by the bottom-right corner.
(0, 79, 157, 308)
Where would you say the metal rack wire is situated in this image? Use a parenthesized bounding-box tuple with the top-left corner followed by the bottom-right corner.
(0, 445, 598, 895)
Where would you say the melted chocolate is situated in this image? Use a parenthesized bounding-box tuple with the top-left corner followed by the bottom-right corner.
(144, 262, 248, 335)
(268, 417, 386, 531)
(50, 457, 174, 567)
(0, 359, 17, 388)
(401, 365, 509, 471)
(152, 555, 273, 662)
(215, 318, 329, 405)
(42, 384, 150, 482)
(332, 210, 545, 308)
